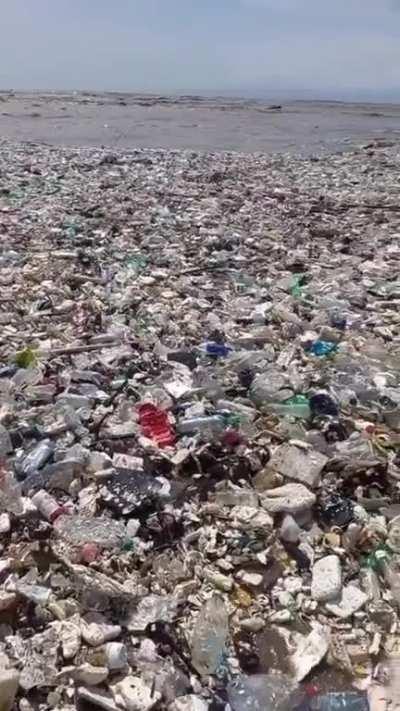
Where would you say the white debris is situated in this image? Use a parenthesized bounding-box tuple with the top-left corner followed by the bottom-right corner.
(77, 687, 118, 711)
(269, 444, 328, 488)
(326, 585, 368, 619)
(311, 555, 342, 602)
(112, 676, 161, 711)
(169, 695, 209, 711)
(61, 617, 81, 659)
(261, 483, 316, 514)
(291, 625, 330, 681)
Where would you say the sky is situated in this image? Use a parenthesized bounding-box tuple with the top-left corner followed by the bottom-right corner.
(0, 0, 399, 99)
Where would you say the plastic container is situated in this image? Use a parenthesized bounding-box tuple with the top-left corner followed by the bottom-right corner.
(191, 595, 229, 676)
(18, 439, 54, 478)
(32, 490, 66, 522)
(177, 415, 226, 435)
(87, 642, 128, 670)
(268, 395, 311, 419)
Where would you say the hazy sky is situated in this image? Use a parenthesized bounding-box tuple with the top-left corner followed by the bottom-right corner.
(1, 0, 399, 97)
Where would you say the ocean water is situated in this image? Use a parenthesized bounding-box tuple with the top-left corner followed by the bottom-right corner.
(1, 91, 400, 154)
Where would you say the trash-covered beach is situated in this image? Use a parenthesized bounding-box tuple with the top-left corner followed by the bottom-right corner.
(1, 136, 400, 710)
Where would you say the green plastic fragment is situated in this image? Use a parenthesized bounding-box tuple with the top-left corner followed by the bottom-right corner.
(14, 347, 37, 369)
(363, 544, 392, 571)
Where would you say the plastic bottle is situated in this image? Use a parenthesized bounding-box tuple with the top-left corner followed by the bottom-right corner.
(291, 274, 305, 298)
(364, 544, 392, 572)
(309, 692, 369, 711)
(17, 439, 54, 478)
(177, 415, 226, 436)
(216, 399, 257, 421)
(32, 490, 66, 523)
(268, 395, 311, 419)
(86, 642, 128, 670)
(227, 673, 297, 711)
(137, 403, 175, 448)
(191, 595, 229, 676)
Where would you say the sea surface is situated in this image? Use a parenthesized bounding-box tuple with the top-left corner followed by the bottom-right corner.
(1, 91, 400, 154)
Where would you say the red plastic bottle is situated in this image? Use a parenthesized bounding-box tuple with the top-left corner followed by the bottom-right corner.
(138, 403, 175, 448)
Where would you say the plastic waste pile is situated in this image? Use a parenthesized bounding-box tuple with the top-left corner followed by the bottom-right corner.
(0, 137, 399, 710)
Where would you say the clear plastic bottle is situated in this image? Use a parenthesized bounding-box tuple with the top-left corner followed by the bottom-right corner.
(227, 673, 296, 711)
(310, 692, 369, 711)
(267, 395, 311, 419)
(177, 416, 226, 436)
(18, 439, 54, 477)
(191, 595, 228, 676)
(215, 399, 257, 421)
